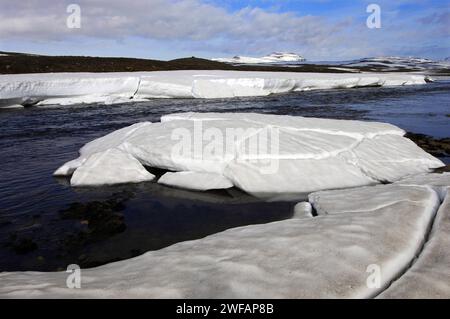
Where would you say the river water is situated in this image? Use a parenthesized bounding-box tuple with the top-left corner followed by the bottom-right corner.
(0, 80, 449, 271)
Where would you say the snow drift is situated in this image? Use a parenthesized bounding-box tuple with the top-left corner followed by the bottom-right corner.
(54, 112, 444, 198)
(0, 70, 430, 107)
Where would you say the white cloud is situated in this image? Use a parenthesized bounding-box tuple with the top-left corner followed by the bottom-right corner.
(0, 0, 447, 60)
(0, 0, 350, 56)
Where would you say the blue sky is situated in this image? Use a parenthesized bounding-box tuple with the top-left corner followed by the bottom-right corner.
(0, 0, 448, 60)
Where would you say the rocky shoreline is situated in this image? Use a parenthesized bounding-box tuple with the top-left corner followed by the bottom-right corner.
(406, 132, 450, 160)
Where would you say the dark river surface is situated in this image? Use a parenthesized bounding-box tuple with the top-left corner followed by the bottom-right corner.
(0, 80, 449, 271)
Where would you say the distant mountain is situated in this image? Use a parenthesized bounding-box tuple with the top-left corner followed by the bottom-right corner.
(1, 51, 448, 75)
(213, 52, 306, 64)
(339, 56, 450, 72)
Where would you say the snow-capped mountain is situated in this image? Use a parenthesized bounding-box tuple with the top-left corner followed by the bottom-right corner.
(339, 56, 450, 72)
(213, 52, 306, 64)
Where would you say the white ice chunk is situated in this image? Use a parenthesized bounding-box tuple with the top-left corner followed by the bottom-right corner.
(158, 171, 233, 191)
(53, 158, 86, 176)
(396, 172, 450, 187)
(309, 184, 437, 216)
(292, 202, 313, 218)
(223, 157, 376, 199)
(348, 134, 443, 182)
(395, 172, 450, 200)
(161, 112, 405, 138)
(379, 187, 450, 298)
(71, 148, 155, 186)
(79, 122, 152, 157)
(55, 112, 444, 194)
(54, 122, 152, 177)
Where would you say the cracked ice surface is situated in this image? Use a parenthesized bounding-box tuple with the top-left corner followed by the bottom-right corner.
(379, 186, 450, 298)
(54, 113, 443, 197)
(0, 184, 441, 298)
(0, 71, 430, 107)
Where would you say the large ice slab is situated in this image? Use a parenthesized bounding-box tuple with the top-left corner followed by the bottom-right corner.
(0, 71, 430, 107)
(379, 187, 450, 298)
(0, 184, 440, 298)
(309, 184, 436, 216)
(55, 113, 444, 195)
(395, 172, 450, 200)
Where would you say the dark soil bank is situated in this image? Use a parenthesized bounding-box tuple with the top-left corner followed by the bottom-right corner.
(406, 133, 450, 158)
(0, 51, 364, 74)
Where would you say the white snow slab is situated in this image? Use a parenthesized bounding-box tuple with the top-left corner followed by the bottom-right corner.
(0, 71, 430, 107)
(161, 112, 406, 137)
(348, 134, 440, 182)
(70, 148, 155, 186)
(158, 171, 233, 191)
(55, 113, 444, 194)
(309, 184, 436, 216)
(223, 157, 376, 198)
(395, 172, 450, 200)
(379, 187, 450, 298)
(0, 184, 440, 298)
(53, 122, 152, 176)
(396, 172, 450, 187)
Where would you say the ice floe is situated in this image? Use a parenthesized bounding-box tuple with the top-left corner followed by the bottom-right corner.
(70, 148, 155, 186)
(0, 70, 430, 107)
(379, 186, 450, 298)
(395, 172, 450, 200)
(0, 183, 442, 298)
(55, 113, 444, 197)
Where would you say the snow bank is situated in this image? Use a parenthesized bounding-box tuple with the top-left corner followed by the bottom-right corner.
(0, 72, 140, 107)
(55, 112, 443, 197)
(0, 184, 440, 298)
(0, 71, 430, 107)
